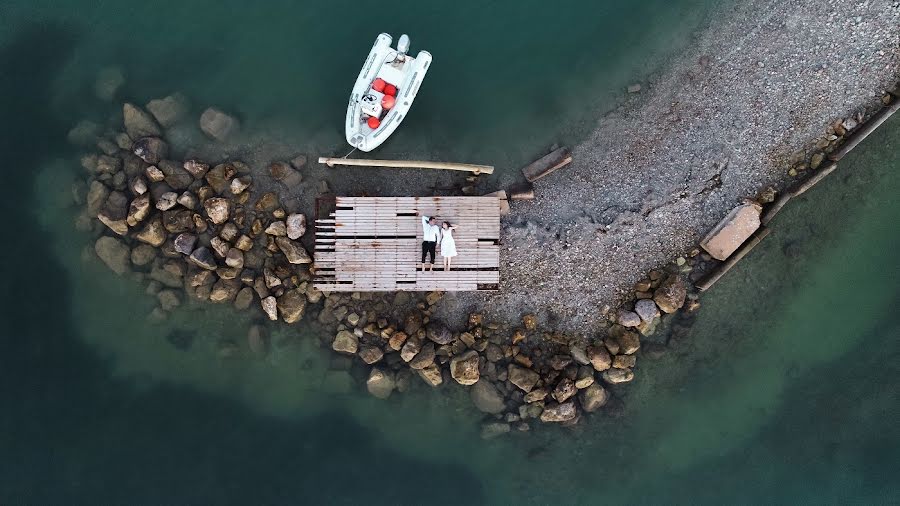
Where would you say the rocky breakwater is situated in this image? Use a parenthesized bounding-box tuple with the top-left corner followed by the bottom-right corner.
(75, 102, 318, 342)
(316, 282, 699, 438)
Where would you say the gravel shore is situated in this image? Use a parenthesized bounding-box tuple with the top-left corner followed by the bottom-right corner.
(440, 0, 900, 331)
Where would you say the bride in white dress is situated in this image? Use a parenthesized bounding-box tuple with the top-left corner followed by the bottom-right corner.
(439, 222, 458, 271)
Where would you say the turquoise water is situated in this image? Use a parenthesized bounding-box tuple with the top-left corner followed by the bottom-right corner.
(2, 1, 899, 504)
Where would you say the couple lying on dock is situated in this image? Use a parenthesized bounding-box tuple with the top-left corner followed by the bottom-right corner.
(420, 215, 457, 272)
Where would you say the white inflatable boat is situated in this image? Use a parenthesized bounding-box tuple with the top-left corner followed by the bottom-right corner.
(345, 33, 432, 152)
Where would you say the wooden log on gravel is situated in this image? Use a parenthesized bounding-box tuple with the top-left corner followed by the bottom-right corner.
(696, 227, 770, 292)
(521, 147, 572, 182)
(829, 98, 900, 162)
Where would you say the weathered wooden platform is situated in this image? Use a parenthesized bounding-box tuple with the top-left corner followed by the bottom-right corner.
(313, 196, 501, 292)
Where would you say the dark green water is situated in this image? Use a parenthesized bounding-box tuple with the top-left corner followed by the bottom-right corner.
(2, 2, 899, 504)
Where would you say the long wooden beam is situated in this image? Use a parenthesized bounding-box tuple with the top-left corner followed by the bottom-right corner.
(318, 157, 494, 175)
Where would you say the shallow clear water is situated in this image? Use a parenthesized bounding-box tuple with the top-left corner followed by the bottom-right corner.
(1, 1, 898, 504)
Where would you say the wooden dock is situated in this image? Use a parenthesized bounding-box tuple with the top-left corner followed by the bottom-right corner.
(313, 196, 501, 292)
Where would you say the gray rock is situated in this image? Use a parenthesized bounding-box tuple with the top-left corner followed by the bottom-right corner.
(174, 233, 197, 255)
(575, 366, 595, 389)
(67, 120, 100, 146)
(552, 377, 577, 403)
(569, 344, 590, 365)
(233, 287, 254, 310)
(225, 248, 244, 269)
(366, 368, 395, 400)
(156, 191, 179, 211)
(508, 364, 540, 392)
(540, 401, 577, 422)
(579, 384, 609, 412)
(200, 107, 239, 141)
(277, 289, 306, 323)
(210, 279, 240, 303)
(204, 197, 230, 225)
(130, 176, 148, 196)
(416, 364, 443, 387)
(449, 350, 480, 385)
(618, 310, 641, 328)
(588, 345, 612, 371)
(188, 247, 217, 270)
(94, 66, 125, 101)
(159, 160, 193, 191)
(286, 213, 306, 240)
(261, 296, 278, 320)
(123, 103, 162, 139)
(358, 345, 384, 365)
(265, 221, 287, 236)
(177, 191, 197, 210)
(409, 342, 436, 370)
(182, 160, 209, 179)
(97, 191, 129, 235)
(94, 236, 130, 274)
(426, 321, 455, 345)
(126, 193, 151, 227)
(332, 330, 359, 355)
(275, 237, 311, 264)
(230, 176, 252, 194)
(86, 181, 110, 216)
(130, 244, 157, 266)
(480, 421, 511, 440)
(653, 275, 687, 314)
(470, 380, 505, 414)
(634, 299, 660, 323)
(157, 289, 181, 311)
(602, 368, 634, 384)
(95, 154, 122, 174)
(132, 136, 168, 164)
(146, 93, 188, 127)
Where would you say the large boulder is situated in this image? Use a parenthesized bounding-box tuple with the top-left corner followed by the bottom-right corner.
(159, 160, 193, 191)
(146, 93, 188, 127)
(617, 310, 641, 328)
(587, 345, 612, 371)
(132, 136, 168, 164)
(602, 368, 634, 384)
(86, 181, 110, 216)
(615, 331, 641, 355)
(135, 216, 167, 247)
(126, 194, 151, 226)
(653, 275, 686, 314)
(700, 202, 762, 260)
(409, 342, 436, 370)
(173, 233, 197, 255)
(188, 247, 217, 270)
(277, 289, 307, 323)
(366, 368, 395, 399)
(94, 66, 124, 101)
(470, 380, 505, 414)
(426, 321, 455, 345)
(579, 384, 609, 412)
(204, 197, 230, 225)
(508, 364, 540, 393)
(286, 213, 306, 240)
(552, 378, 577, 403)
(97, 191, 129, 235)
(539, 401, 577, 423)
(449, 350, 480, 385)
(209, 279, 240, 303)
(275, 237, 312, 264)
(122, 103, 162, 139)
(332, 330, 359, 354)
(200, 107, 239, 141)
(416, 364, 443, 387)
(94, 236, 130, 274)
(634, 299, 660, 323)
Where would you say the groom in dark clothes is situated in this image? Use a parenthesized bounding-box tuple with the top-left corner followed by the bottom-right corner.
(420, 214, 439, 272)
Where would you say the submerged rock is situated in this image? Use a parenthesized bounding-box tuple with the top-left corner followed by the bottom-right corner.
(579, 384, 609, 412)
(540, 401, 577, 422)
(470, 380, 505, 414)
(132, 136, 168, 164)
(135, 216, 167, 247)
(200, 107, 239, 141)
(277, 289, 306, 323)
(95, 66, 125, 101)
(146, 93, 188, 127)
(333, 330, 358, 355)
(508, 364, 540, 393)
(94, 236, 130, 274)
(416, 364, 443, 387)
(123, 103, 162, 139)
(366, 368, 395, 399)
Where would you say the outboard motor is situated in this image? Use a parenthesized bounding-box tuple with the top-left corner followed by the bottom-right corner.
(397, 34, 410, 57)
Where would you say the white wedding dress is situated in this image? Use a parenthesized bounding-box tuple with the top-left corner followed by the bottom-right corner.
(440, 228, 457, 258)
